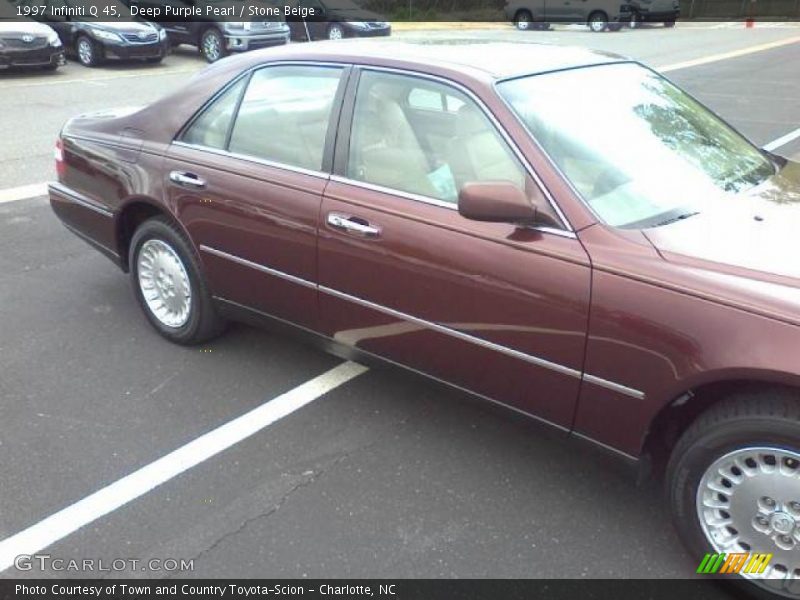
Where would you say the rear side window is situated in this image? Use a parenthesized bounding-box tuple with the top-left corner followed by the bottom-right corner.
(228, 65, 343, 171)
(181, 79, 246, 150)
(181, 65, 344, 172)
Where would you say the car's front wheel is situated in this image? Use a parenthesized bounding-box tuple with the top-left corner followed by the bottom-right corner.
(129, 217, 225, 345)
(667, 391, 800, 595)
(76, 35, 101, 67)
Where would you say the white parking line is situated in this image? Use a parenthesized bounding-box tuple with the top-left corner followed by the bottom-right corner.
(0, 67, 198, 90)
(658, 35, 800, 72)
(764, 127, 800, 152)
(0, 183, 48, 205)
(0, 361, 368, 573)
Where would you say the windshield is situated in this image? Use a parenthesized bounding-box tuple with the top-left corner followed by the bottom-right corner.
(497, 62, 775, 229)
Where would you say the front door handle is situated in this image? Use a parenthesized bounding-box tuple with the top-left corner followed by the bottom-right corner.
(169, 171, 206, 189)
(327, 212, 381, 238)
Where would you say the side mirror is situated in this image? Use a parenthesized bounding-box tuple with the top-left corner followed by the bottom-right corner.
(458, 181, 559, 228)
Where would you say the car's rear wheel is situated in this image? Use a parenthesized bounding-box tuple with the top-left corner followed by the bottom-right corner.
(76, 35, 101, 67)
(200, 28, 226, 63)
(129, 217, 225, 345)
(665, 19, 676, 27)
(327, 23, 345, 40)
(588, 11, 609, 32)
(514, 10, 533, 30)
(667, 391, 800, 596)
(629, 10, 641, 27)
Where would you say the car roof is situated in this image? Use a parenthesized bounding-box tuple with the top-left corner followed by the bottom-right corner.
(229, 39, 629, 81)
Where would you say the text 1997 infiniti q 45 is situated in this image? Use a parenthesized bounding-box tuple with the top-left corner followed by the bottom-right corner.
(49, 41, 800, 593)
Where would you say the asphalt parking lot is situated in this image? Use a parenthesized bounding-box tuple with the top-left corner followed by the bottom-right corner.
(1, 22, 800, 583)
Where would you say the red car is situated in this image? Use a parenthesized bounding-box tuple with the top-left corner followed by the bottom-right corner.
(50, 41, 800, 591)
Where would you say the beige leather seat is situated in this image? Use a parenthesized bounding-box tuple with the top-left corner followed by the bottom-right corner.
(348, 82, 438, 198)
(448, 104, 525, 190)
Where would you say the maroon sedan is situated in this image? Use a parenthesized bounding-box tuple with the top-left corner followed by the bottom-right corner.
(50, 41, 800, 590)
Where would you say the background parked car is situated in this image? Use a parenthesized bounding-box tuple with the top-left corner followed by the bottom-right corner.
(505, 0, 630, 31)
(628, 0, 679, 26)
(0, 19, 65, 71)
(122, 0, 291, 63)
(288, 0, 391, 41)
(18, 0, 169, 67)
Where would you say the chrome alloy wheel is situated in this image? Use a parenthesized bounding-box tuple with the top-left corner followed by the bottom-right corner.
(202, 32, 221, 62)
(77, 38, 93, 65)
(137, 239, 192, 329)
(697, 447, 800, 591)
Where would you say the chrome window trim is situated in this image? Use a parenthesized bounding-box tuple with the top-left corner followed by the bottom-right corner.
(200, 244, 644, 400)
(329, 174, 459, 210)
(172, 141, 330, 181)
(49, 182, 113, 218)
(345, 64, 575, 233)
(328, 177, 578, 240)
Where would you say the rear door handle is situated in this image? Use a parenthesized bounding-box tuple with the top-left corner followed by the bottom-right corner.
(169, 171, 206, 189)
(327, 212, 381, 238)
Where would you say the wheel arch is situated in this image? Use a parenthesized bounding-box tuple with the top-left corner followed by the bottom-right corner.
(514, 8, 535, 21)
(115, 198, 197, 273)
(587, 10, 610, 26)
(641, 372, 800, 479)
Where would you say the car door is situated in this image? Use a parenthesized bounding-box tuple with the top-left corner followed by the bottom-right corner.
(318, 68, 592, 427)
(165, 63, 350, 331)
(544, 0, 575, 21)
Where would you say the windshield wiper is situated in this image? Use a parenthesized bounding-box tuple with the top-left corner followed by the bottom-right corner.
(652, 211, 700, 228)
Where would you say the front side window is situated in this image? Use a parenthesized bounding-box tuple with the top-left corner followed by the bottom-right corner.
(182, 65, 343, 172)
(346, 70, 527, 205)
(498, 62, 775, 229)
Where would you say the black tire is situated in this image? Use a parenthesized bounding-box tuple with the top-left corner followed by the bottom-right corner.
(514, 9, 534, 30)
(145, 56, 163, 64)
(129, 217, 226, 345)
(200, 27, 226, 63)
(587, 11, 609, 32)
(76, 35, 101, 67)
(327, 23, 345, 40)
(629, 10, 641, 28)
(664, 19, 676, 27)
(667, 390, 800, 596)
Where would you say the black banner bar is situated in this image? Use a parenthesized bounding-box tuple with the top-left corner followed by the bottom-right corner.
(0, 579, 749, 600)
(1, 0, 800, 23)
